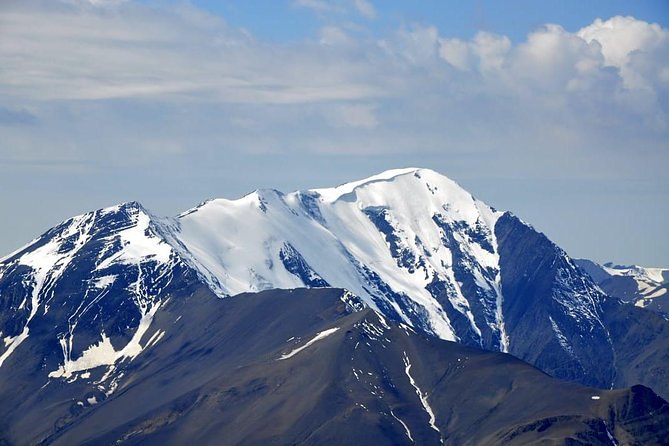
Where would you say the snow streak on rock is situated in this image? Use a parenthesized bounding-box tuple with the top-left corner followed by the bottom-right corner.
(278, 327, 340, 360)
(402, 351, 441, 439)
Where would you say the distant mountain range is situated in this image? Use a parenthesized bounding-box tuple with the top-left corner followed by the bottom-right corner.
(0, 168, 667, 444)
(576, 259, 669, 315)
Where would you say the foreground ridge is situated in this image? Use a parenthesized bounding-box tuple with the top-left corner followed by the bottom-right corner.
(1, 288, 668, 445)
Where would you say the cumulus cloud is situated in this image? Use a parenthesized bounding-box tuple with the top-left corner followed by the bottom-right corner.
(578, 16, 668, 67)
(439, 32, 511, 72)
(434, 16, 669, 117)
(432, 19, 668, 135)
(578, 16, 669, 90)
(386, 24, 441, 64)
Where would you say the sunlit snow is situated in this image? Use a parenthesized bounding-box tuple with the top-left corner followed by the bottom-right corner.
(278, 327, 340, 360)
(176, 168, 508, 346)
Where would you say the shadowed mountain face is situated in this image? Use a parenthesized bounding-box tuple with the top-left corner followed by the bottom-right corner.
(601, 298, 669, 396)
(0, 287, 666, 446)
(495, 214, 616, 390)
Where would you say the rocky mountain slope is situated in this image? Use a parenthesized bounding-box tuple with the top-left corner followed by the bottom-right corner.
(1, 287, 667, 445)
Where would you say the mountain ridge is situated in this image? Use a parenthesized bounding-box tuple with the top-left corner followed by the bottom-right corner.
(576, 258, 669, 315)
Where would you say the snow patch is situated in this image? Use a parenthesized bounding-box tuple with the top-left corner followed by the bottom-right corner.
(602, 264, 668, 285)
(95, 211, 172, 271)
(49, 302, 163, 379)
(645, 287, 667, 299)
(549, 316, 576, 357)
(278, 327, 340, 360)
(312, 168, 421, 203)
(92, 275, 116, 289)
(390, 410, 414, 443)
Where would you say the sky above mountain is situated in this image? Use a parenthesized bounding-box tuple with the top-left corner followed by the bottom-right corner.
(0, 0, 667, 266)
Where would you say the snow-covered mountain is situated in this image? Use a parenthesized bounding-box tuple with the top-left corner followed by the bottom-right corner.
(601, 264, 669, 293)
(576, 259, 669, 314)
(0, 202, 198, 394)
(175, 168, 508, 348)
(0, 168, 667, 400)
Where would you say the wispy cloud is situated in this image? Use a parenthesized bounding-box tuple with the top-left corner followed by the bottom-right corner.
(353, 0, 376, 19)
(295, 0, 334, 13)
(295, 0, 376, 19)
(0, 1, 383, 104)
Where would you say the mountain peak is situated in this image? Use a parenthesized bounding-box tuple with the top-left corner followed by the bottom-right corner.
(117, 200, 146, 212)
(86, 200, 147, 218)
(309, 167, 438, 202)
(176, 168, 460, 220)
(174, 166, 506, 344)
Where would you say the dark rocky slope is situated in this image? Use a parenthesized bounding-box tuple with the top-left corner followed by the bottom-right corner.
(1, 287, 665, 445)
(496, 214, 669, 401)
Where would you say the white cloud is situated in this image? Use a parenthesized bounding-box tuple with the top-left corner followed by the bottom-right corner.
(578, 16, 669, 90)
(0, 1, 381, 103)
(432, 16, 668, 132)
(383, 24, 440, 64)
(353, 0, 375, 19)
(438, 38, 471, 70)
(319, 26, 353, 46)
(508, 24, 604, 91)
(578, 16, 668, 68)
(439, 32, 510, 72)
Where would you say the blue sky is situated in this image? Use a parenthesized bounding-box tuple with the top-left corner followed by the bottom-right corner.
(0, 0, 668, 265)
(196, 0, 669, 42)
